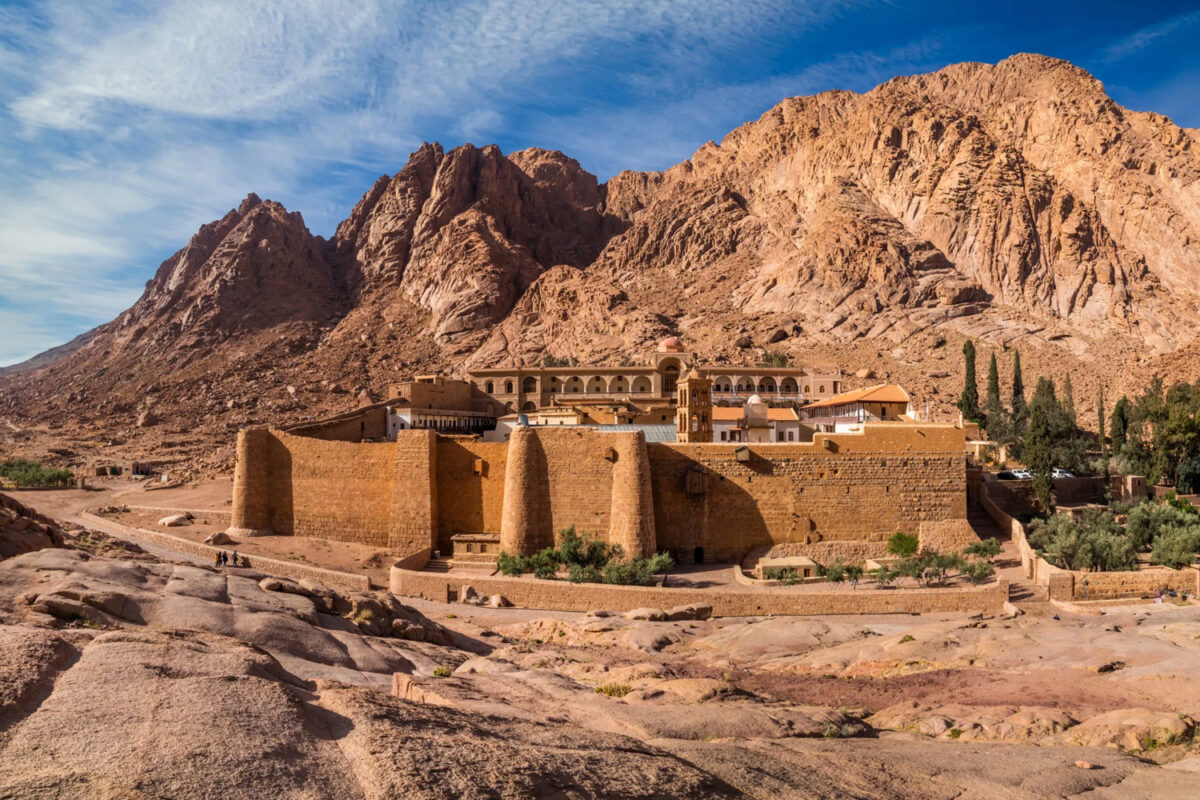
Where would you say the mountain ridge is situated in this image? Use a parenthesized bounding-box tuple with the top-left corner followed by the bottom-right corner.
(4, 53, 1200, 472)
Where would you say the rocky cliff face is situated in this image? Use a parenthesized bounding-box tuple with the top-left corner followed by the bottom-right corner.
(5, 54, 1200, 466)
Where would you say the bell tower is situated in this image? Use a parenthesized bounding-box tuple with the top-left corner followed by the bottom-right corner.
(676, 368, 713, 443)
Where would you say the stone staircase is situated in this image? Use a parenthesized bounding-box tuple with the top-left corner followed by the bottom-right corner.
(424, 558, 453, 574)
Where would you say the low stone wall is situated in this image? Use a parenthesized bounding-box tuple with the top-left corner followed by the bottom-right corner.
(390, 566, 1008, 617)
(979, 482, 1200, 602)
(80, 512, 371, 592)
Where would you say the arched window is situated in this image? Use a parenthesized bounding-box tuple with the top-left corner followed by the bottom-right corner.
(781, 378, 798, 394)
(566, 376, 583, 393)
(759, 378, 777, 393)
(819, 385, 825, 393)
(632, 376, 652, 393)
(522, 376, 537, 393)
(663, 364, 681, 393)
(485, 381, 494, 394)
(505, 380, 513, 393)
(804, 385, 810, 394)
(521, 401, 536, 412)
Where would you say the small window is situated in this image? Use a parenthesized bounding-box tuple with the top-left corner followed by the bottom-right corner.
(485, 381, 494, 393)
(788, 431, 795, 441)
(720, 431, 727, 441)
(505, 381, 513, 393)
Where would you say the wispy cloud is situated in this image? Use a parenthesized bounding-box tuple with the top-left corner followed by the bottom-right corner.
(1097, 9, 1200, 63)
(2, 0, 851, 364)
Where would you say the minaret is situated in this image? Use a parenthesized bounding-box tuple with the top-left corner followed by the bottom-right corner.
(676, 368, 713, 443)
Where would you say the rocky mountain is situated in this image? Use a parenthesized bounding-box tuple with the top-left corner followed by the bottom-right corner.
(4, 54, 1200, 470)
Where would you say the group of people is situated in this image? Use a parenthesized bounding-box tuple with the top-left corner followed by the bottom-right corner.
(214, 550, 241, 568)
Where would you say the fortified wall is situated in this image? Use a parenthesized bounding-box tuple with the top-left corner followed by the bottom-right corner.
(229, 422, 971, 566)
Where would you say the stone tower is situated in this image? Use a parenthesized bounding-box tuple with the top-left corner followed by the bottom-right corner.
(676, 368, 713, 443)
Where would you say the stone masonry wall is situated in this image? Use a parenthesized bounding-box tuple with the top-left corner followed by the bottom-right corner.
(434, 438, 508, 554)
(391, 567, 1007, 617)
(649, 424, 968, 563)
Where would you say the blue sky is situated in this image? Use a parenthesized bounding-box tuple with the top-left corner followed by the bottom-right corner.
(1, 1, 1199, 366)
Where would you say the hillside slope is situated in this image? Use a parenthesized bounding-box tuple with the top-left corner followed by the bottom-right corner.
(4, 54, 1200, 471)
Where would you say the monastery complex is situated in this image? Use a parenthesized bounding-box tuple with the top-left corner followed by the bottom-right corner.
(228, 339, 979, 582)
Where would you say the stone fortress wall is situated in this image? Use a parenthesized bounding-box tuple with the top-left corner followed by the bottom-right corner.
(229, 420, 972, 567)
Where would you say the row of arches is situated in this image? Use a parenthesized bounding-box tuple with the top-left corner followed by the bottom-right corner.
(482, 373, 826, 397)
(709, 377, 808, 394)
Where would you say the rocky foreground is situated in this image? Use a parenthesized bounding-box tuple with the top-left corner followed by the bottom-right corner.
(1, 498, 1199, 798)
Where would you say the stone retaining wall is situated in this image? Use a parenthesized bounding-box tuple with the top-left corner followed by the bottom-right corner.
(80, 512, 371, 592)
(390, 566, 1007, 617)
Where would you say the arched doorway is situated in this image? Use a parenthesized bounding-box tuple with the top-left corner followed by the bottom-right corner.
(522, 376, 537, 393)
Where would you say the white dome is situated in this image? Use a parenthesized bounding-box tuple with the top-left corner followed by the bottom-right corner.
(747, 394, 764, 405)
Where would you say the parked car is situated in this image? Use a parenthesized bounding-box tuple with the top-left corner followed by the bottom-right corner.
(1052, 468, 1075, 479)
(996, 470, 1018, 480)
(1011, 469, 1032, 480)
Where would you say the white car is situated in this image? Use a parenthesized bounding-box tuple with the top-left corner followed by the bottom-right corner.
(1011, 469, 1032, 479)
(1052, 468, 1075, 479)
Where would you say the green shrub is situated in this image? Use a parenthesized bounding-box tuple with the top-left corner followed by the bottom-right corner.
(594, 683, 632, 698)
(432, 665, 452, 678)
(887, 531, 919, 558)
(898, 634, 915, 644)
(526, 548, 561, 580)
(496, 551, 526, 577)
(963, 560, 995, 584)
(0, 459, 73, 487)
(871, 565, 896, 588)
(844, 564, 863, 589)
(1029, 508, 1138, 571)
(823, 560, 846, 584)
(948, 728, 963, 739)
(963, 539, 1002, 559)
(1150, 526, 1200, 569)
(567, 563, 603, 584)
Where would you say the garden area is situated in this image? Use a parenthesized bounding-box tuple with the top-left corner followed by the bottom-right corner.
(497, 527, 674, 586)
(763, 531, 1001, 590)
(1025, 495, 1200, 572)
(0, 459, 74, 488)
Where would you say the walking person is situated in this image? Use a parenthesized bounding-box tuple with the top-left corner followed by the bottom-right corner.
(231, 550, 240, 568)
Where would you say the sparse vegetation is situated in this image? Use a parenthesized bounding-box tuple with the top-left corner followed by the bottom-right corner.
(594, 683, 632, 698)
(757, 352, 790, 368)
(496, 527, 674, 586)
(948, 728, 963, 739)
(887, 531, 919, 558)
(0, 459, 73, 488)
(432, 665, 452, 678)
(899, 634, 915, 644)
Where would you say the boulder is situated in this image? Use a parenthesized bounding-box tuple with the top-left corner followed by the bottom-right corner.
(157, 514, 191, 528)
(487, 594, 512, 608)
(135, 410, 159, 428)
(459, 585, 479, 603)
(665, 605, 697, 621)
(734, 335, 754, 349)
(203, 531, 234, 546)
(854, 368, 876, 379)
(586, 609, 614, 618)
(625, 608, 667, 622)
(766, 329, 788, 344)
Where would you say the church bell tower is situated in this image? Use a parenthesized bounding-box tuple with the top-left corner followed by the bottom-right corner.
(676, 368, 713, 443)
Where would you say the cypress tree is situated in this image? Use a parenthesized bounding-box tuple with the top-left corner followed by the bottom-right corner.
(984, 352, 1004, 440)
(1111, 396, 1129, 455)
(1010, 349, 1028, 445)
(957, 340, 981, 423)
(1062, 373, 1076, 426)
(1097, 387, 1107, 461)
(1026, 396, 1054, 512)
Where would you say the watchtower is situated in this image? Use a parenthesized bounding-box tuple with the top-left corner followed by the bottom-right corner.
(676, 368, 713, 443)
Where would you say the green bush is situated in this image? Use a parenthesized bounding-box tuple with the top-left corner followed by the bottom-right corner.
(963, 560, 995, 584)
(1150, 526, 1200, 569)
(844, 564, 863, 589)
(432, 665, 452, 678)
(0, 459, 73, 487)
(526, 548, 561, 580)
(963, 539, 1002, 559)
(887, 531, 919, 558)
(496, 551, 526, 577)
(567, 563, 603, 584)
(823, 560, 846, 584)
(871, 565, 896, 588)
(1029, 509, 1138, 571)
